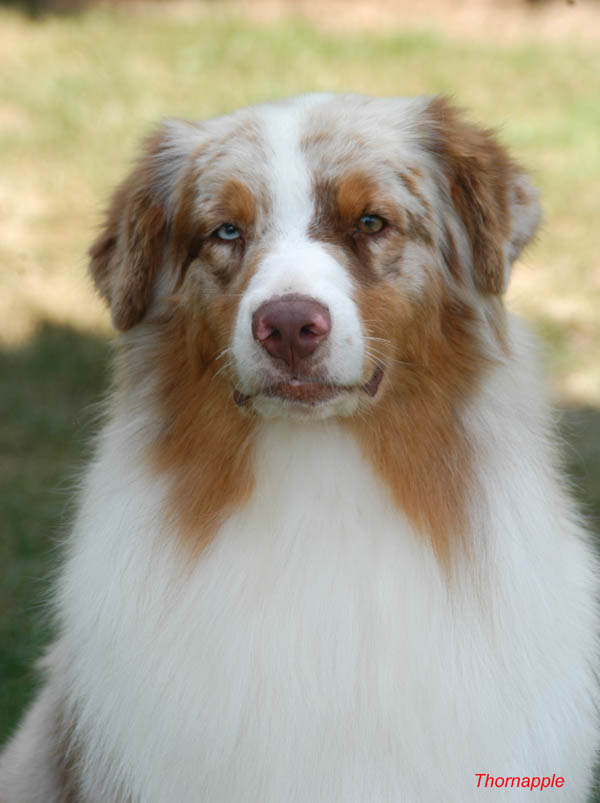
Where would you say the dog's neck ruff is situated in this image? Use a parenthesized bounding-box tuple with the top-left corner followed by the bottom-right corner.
(58, 342, 598, 801)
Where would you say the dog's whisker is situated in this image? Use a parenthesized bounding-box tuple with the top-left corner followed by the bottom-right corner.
(363, 335, 393, 347)
(212, 360, 233, 381)
(214, 347, 233, 362)
(363, 346, 413, 370)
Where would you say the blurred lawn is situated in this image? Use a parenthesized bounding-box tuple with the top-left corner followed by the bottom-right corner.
(1, 2, 599, 786)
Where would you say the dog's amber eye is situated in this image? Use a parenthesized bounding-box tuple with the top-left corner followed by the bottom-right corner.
(215, 223, 241, 241)
(356, 214, 385, 234)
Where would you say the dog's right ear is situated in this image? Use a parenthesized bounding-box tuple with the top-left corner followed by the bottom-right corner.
(424, 97, 541, 295)
(89, 121, 202, 331)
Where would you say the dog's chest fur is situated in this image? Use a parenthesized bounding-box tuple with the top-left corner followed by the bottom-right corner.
(59, 401, 596, 803)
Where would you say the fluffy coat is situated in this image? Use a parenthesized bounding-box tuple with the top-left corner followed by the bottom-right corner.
(1, 93, 597, 802)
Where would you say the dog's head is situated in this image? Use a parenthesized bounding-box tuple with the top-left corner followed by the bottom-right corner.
(91, 94, 540, 423)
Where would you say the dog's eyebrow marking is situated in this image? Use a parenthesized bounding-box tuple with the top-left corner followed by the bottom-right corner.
(212, 179, 259, 227)
(334, 171, 381, 221)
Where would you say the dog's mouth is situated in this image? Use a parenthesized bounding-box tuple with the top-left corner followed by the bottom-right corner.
(233, 366, 384, 407)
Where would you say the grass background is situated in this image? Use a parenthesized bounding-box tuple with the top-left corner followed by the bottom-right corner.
(1, 0, 599, 791)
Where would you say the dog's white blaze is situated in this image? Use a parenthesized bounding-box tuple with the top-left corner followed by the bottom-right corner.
(260, 99, 319, 238)
(232, 99, 365, 409)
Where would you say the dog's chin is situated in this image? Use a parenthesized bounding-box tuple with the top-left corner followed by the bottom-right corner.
(232, 367, 384, 420)
(249, 390, 361, 421)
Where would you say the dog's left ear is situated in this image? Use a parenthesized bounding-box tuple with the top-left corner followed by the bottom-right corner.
(89, 120, 202, 330)
(426, 97, 541, 294)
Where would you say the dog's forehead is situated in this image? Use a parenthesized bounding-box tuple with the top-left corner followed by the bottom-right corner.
(259, 94, 429, 174)
(191, 94, 430, 200)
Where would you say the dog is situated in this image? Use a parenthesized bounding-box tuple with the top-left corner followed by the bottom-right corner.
(0, 93, 598, 802)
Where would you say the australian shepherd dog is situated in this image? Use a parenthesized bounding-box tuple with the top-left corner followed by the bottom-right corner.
(1, 94, 598, 802)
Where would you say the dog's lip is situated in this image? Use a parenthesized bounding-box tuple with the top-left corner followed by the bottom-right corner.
(233, 366, 384, 407)
(363, 366, 384, 397)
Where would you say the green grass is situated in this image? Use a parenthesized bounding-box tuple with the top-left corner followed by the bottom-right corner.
(0, 323, 110, 738)
(0, 4, 599, 795)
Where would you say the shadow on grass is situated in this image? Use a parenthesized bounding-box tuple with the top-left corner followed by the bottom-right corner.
(0, 321, 110, 744)
(559, 406, 600, 546)
(0, 0, 91, 15)
(0, 320, 599, 798)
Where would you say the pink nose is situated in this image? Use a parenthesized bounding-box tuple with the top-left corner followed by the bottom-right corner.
(252, 295, 331, 371)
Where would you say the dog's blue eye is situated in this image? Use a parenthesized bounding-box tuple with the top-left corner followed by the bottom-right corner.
(215, 223, 241, 241)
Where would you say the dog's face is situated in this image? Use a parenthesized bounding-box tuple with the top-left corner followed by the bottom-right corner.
(89, 93, 541, 549)
(90, 94, 540, 422)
